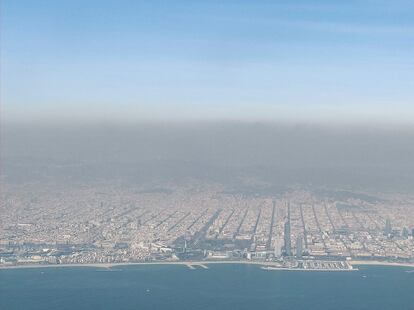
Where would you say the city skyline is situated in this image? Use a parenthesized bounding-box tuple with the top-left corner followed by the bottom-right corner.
(1, 182, 414, 268)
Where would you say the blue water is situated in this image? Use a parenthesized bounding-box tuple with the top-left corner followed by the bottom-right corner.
(0, 264, 413, 310)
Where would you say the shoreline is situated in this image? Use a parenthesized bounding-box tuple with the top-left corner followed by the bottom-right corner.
(1, 259, 413, 271)
(0, 260, 282, 270)
(348, 260, 414, 268)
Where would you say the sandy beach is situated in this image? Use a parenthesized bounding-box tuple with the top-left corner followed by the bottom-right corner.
(4, 259, 413, 271)
(0, 260, 289, 270)
(348, 260, 414, 268)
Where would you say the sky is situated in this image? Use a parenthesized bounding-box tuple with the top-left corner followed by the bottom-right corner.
(1, 0, 414, 124)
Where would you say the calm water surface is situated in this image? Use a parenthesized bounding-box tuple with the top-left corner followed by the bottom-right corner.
(1, 264, 413, 310)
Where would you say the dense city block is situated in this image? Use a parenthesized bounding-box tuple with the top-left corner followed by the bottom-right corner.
(1, 183, 413, 269)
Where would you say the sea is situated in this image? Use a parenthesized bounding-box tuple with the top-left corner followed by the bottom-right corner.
(0, 264, 413, 310)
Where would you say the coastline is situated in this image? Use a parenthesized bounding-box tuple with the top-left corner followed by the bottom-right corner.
(2, 259, 413, 271)
(348, 260, 414, 268)
(0, 260, 282, 270)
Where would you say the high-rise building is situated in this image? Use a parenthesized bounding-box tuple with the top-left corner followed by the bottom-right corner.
(267, 199, 277, 251)
(274, 236, 282, 257)
(402, 227, 409, 239)
(296, 235, 303, 258)
(284, 203, 292, 256)
(384, 218, 392, 236)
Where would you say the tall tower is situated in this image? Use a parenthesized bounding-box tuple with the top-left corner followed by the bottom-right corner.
(284, 202, 292, 256)
(274, 236, 282, 257)
(184, 230, 190, 253)
(384, 218, 392, 236)
(296, 235, 303, 258)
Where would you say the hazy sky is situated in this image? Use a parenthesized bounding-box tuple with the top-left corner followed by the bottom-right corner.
(2, 0, 414, 123)
(3, 122, 414, 190)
